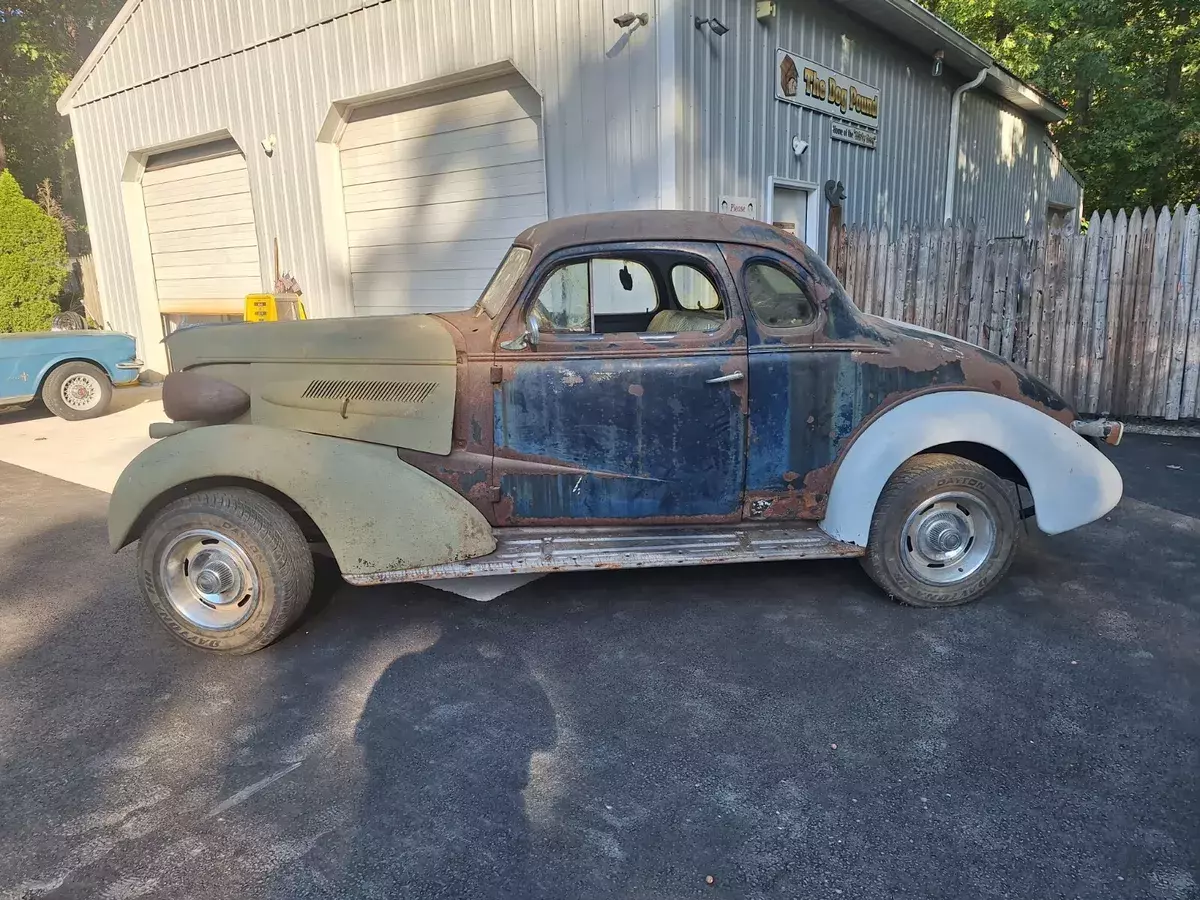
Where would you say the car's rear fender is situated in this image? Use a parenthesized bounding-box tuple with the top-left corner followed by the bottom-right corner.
(820, 390, 1123, 545)
(109, 425, 496, 576)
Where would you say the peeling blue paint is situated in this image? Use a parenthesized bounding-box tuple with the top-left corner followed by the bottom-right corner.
(495, 353, 746, 520)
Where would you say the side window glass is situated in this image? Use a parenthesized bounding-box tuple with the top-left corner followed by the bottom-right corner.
(533, 262, 590, 332)
(744, 263, 818, 328)
(592, 259, 658, 315)
(671, 265, 723, 312)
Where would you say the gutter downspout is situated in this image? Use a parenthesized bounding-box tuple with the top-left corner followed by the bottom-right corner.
(943, 67, 991, 224)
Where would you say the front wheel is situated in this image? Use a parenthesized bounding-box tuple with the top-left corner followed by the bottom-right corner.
(42, 361, 113, 420)
(138, 488, 314, 654)
(861, 453, 1019, 608)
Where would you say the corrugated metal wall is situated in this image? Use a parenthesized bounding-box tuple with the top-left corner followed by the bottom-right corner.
(677, 0, 958, 248)
(68, 0, 663, 361)
(955, 90, 1082, 236)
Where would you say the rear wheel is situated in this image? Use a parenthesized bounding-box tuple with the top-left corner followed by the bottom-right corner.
(138, 488, 314, 654)
(861, 453, 1019, 608)
(42, 361, 113, 420)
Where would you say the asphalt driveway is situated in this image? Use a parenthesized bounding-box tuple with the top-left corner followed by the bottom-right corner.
(0, 436, 1196, 900)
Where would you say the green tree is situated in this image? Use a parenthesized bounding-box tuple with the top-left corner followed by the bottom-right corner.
(0, 169, 68, 332)
(928, 0, 1200, 211)
(0, 1, 124, 218)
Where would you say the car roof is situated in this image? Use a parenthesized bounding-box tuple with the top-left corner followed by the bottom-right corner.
(513, 211, 810, 260)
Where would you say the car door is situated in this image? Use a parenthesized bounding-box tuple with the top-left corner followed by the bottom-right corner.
(729, 248, 840, 521)
(491, 242, 748, 525)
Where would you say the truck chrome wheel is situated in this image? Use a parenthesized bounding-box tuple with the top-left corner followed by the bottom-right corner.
(900, 492, 998, 586)
(862, 454, 1018, 608)
(138, 488, 315, 654)
(159, 529, 260, 630)
(60, 372, 103, 411)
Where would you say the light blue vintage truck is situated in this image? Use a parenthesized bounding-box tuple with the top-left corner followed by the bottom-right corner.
(0, 331, 142, 420)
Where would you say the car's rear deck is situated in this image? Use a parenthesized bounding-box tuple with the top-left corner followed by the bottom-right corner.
(343, 521, 865, 585)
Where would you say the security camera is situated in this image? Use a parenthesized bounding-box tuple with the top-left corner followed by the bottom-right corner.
(260, 134, 277, 155)
(792, 136, 809, 157)
(695, 16, 730, 35)
(614, 12, 649, 27)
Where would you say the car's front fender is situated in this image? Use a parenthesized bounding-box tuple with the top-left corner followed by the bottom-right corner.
(821, 390, 1123, 546)
(109, 425, 496, 576)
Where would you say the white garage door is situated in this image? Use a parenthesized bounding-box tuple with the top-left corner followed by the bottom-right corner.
(340, 78, 547, 315)
(142, 140, 262, 316)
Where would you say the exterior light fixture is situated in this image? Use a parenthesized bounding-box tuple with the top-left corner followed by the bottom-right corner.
(613, 12, 649, 27)
(694, 16, 730, 36)
(932, 50, 945, 77)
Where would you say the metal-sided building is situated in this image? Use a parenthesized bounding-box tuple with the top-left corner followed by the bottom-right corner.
(58, 0, 1082, 373)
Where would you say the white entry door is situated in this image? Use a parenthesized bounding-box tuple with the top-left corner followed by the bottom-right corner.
(771, 184, 810, 244)
(339, 76, 548, 315)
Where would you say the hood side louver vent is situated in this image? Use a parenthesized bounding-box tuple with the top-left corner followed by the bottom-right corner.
(301, 379, 437, 404)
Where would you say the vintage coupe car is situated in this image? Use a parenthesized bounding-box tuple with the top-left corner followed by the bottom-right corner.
(1, 330, 142, 420)
(109, 212, 1124, 654)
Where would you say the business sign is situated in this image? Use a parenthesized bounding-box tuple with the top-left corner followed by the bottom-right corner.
(776, 48, 881, 148)
(831, 119, 878, 150)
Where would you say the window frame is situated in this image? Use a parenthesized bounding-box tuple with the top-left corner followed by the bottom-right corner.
(499, 243, 739, 348)
(497, 241, 743, 354)
(737, 254, 826, 338)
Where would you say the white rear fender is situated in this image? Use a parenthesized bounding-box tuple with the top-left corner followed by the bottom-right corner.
(820, 391, 1123, 546)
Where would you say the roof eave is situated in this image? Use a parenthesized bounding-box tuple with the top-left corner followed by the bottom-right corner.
(829, 0, 1066, 123)
(56, 0, 143, 115)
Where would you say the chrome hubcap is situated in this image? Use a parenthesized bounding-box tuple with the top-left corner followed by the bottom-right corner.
(901, 492, 997, 586)
(160, 529, 259, 630)
(61, 373, 101, 410)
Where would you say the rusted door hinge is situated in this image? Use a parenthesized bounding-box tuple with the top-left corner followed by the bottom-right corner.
(490, 366, 503, 384)
(489, 486, 502, 503)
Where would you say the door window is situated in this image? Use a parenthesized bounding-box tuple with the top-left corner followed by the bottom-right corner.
(672, 265, 722, 311)
(531, 258, 664, 335)
(592, 260, 658, 315)
(533, 262, 590, 332)
(744, 263, 818, 328)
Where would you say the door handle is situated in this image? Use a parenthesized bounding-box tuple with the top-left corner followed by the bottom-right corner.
(705, 371, 745, 385)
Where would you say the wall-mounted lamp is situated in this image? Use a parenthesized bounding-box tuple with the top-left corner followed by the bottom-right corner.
(260, 133, 277, 156)
(932, 49, 945, 77)
(613, 12, 649, 28)
(694, 16, 730, 36)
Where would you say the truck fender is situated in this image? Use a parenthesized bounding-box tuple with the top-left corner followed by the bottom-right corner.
(108, 425, 496, 577)
(820, 391, 1123, 546)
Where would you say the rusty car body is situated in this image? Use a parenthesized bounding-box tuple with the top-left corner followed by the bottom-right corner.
(109, 212, 1124, 654)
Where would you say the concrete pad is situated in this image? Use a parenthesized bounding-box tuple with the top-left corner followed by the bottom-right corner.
(0, 386, 540, 601)
(0, 386, 161, 494)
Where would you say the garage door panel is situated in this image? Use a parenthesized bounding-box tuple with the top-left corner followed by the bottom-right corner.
(340, 89, 538, 151)
(152, 245, 262, 269)
(342, 163, 545, 213)
(342, 140, 543, 189)
(150, 222, 260, 254)
(340, 118, 541, 174)
(353, 287, 484, 313)
(155, 277, 262, 301)
(346, 193, 546, 232)
(349, 239, 516, 273)
(143, 171, 253, 207)
(142, 153, 247, 186)
(146, 206, 257, 234)
(351, 268, 498, 294)
(153, 262, 262, 281)
(349, 214, 543, 249)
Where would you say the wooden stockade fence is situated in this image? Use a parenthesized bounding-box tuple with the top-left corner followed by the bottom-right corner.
(828, 205, 1200, 420)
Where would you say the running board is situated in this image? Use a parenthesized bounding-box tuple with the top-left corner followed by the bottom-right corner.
(344, 522, 864, 586)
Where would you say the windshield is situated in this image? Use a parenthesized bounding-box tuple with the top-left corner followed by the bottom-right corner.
(476, 246, 532, 318)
